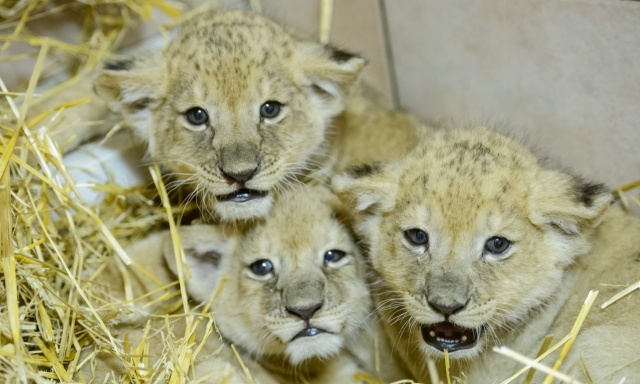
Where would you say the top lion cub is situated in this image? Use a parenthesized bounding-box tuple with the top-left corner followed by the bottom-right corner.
(95, 9, 419, 221)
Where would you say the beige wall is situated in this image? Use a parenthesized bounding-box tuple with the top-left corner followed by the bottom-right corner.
(261, 0, 393, 100)
(383, 0, 640, 189)
(258, 0, 640, 190)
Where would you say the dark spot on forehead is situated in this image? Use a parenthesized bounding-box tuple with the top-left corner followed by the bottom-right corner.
(452, 140, 470, 151)
(453, 140, 492, 157)
(480, 159, 490, 174)
(471, 142, 492, 157)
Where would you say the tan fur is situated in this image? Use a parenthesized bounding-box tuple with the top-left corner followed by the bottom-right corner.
(82, 185, 372, 383)
(94, 9, 419, 221)
(334, 127, 640, 383)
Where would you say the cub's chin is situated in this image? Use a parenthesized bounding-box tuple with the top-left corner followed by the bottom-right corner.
(285, 333, 343, 366)
(213, 192, 273, 220)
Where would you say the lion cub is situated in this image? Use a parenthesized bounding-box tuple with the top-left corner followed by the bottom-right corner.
(334, 127, 640, 383)
(94, 9, 418, 221)
(85, 185, 372, 383)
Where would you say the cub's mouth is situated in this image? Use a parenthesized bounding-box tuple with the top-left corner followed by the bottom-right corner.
(421, 322, 480, 352)
(292, 327, 328, 341)
(217, 188, 268, 203)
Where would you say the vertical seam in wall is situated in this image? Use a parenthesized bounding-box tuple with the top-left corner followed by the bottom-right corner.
(378, 0, 400, 108)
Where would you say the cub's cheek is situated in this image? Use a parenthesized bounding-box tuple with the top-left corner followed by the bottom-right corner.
(375, 254, 422, 286)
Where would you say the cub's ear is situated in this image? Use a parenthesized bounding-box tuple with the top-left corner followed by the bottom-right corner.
(94, 55, 167, 138)
(332, 162, 396, 214)
(529, 170, 613, 235)
(295, 42, 366, 117)
(163, 225, 237, 303)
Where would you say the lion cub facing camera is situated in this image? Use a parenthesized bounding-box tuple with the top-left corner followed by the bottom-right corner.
(85, 186, 372, 383)
(334, 127, 640, 383)
(95, 9, 418, 222)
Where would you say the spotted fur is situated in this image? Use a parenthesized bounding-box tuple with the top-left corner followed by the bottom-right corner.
(86, 186, 372, 383)
(334, 126, 640, 383)
(95, 9, 418, 222)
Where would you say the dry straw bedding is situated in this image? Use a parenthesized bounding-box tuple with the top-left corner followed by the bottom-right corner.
(1, 1, 639, 383)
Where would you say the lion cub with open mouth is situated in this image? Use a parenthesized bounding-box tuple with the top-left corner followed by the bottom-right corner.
(84, 185, 371, 383)
(334, 127, 640, 383)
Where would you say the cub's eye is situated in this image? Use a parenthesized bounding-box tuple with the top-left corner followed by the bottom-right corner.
(259, 101, 282, 119)
(324, 249, 346, 264)
(404, 228, 429, 247)
(484, 236, 512, 255)
(249, 259, 274, 276)
(184, 107, 209, 125)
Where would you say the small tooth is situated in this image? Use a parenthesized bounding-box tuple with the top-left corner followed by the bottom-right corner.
(430, 331, 436, 337)
(462, 335, 467, 341)
(436, 337, 459, 343)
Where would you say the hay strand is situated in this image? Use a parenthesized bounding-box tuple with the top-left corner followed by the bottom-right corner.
(231, 343, 256, 384)
(149, 164, 190, 313)
(427, 358, 442, 384)
(541, 290, 598, 384)
(34, 338, 71, 382)
(612, 180, 640, 195)
(523, 334, 554, 384)
(319, 0, 333, 44)
(353, 371, 385, 384)
(8, 152, 131, 264)
(444, 349, 452, 384)
(493, 346, 583, 384)
(601, 281, 640, 309)
(500, 329, 572, 382)
(1, 151, 26, 382)
(0, 32, 51, 384)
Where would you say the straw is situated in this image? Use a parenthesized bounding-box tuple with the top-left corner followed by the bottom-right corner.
(149, 164, 190, 313)
(427, 358, 442, 384)
(444, 349, 452, 384)
(493, 346, 583, 384)
(231, 344, 256, 384)
(601, 281, 640, 309)
(542, 290, 598, 384)
(0, 3, 186, 382)
(1, 149, 25, 382)
(319, 0, 333, 44)
(523, 335, 554, 384)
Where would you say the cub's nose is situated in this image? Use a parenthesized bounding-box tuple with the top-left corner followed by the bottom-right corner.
(286, 302, 323, 322)
(220, 166, 258, 183)
(428, 299, 468, 316)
